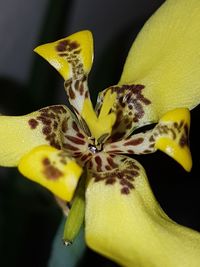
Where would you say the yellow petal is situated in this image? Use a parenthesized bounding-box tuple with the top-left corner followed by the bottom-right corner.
(85, 156, 200, 267)
(35, 31, 95, 123)
(95, 84, 153, 141)
(0, 105, 71, 167)
(154, 108, 192, 172)
(120, 0, 200, 122)
(34, 30, 93, 80)
(18, 145, 82, 201)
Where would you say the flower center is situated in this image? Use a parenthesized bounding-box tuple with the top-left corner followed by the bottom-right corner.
(88, 143, 101, 154)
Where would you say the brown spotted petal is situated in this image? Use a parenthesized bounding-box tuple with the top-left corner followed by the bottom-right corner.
(61, 111, 89, 159)
(0, 104, 87, 167)
(0, 105, 64, 166)
(95, 84, 153, 142)
(18, 145, 82, 201)
(87, 154, 140, 195)
(34, 31, 94, 122)
(104, 130, 156, 155)
(85, 155, 200, 267)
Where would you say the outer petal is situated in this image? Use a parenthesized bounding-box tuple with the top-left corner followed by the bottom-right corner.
(18, 145, 82, 202)
(85, 156, 200, 267)
(104, 108, 192, 171)
(96, 84, 151, 140)
(154, 108, 192, 172)
(34, 31, 93, 80)
(34, 31, 94, 120)
(0, 105, 76, 166)
(119, 0, 200, 122)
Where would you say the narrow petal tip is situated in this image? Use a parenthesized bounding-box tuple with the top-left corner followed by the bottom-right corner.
(155, 108, 192, 172)
(34, 30, 93, 80)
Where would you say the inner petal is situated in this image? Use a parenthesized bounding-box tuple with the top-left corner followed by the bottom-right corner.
(87, 153, 140, 195)
(95, 84, 153, 142)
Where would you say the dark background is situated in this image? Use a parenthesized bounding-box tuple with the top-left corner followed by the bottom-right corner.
(0, 0, 200, 266)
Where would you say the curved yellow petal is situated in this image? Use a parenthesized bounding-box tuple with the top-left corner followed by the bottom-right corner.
(0, 105, 71, 167)
(18, 145, 82, 201)
(120, 0, 200, 122)
(34, 31, 95, 122)
(95, 84, 153, 141)
(85, 156, 200, 267)
(34, 30, 93, 80)
(154, 108, 192, 172)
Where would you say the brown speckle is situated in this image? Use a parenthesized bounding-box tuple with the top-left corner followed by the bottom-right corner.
(28, 119, 39, 129)
(42, 157, 63, 180)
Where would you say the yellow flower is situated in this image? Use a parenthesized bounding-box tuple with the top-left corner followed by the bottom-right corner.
(1, 0, 200, 266)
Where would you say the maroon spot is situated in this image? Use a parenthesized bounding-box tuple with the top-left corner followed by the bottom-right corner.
(127, 150, 134, 154)
(42, 158, 63, 180)
(149, 136, 155, 142)
(42, 157, 50, 166)
(62, 119, 68, 133)
(107, 157, 118, 168)
(124, 137, 144, 146)
(28, 119, 38, 129)
(110, 132, 125, 142)
(63, 143, 79, 151)
(42, 126, 52, 135)
(74, 80, 80, 91)
(80, 154, 89, 162)
(108, 150, 122, 154)
(105, 178, 116, 185)
(37, 116, 52, 125)
(95, 156, 102, 172)
(43, 165, 63, 180)
(179, 135, 188, 147)
(53, 121, 58, 129)
(66, 135, 85, 145)
(72, 121, 79, 132)
(76, 133, 85, 139)
(68, 87, 76, 99)
(121, 187, 130, 194)
(85, 91, 89, 98)
(56, 40, 69, 52)
(105, 165, 112, 170)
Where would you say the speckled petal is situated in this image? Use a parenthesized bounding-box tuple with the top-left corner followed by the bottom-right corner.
(18, 145, 82, 201)
(104, 108, 192, 171)
(0, 105, 85, 166)
(34, 31, 94, 120)
(154, 108, 192, 172)
(96, 84, 152, 140)
(85, 155, 200, 267)
(119, 0, 200, 123)
(104, 130, 155, 155)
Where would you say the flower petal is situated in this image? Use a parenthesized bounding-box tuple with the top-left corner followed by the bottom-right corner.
(104, 108, 192, 171)
(96, 84, 152, 141)
(85, 155, 200, 267)
(0, 105, 75, 167)
(34, 31, 94, 119)
(154, 108, 192, 172)
(119, 0, 200, 122)
(34, 30, 93, 80)
(18, 145, 82, 201)
(104, 130, 155, 155)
